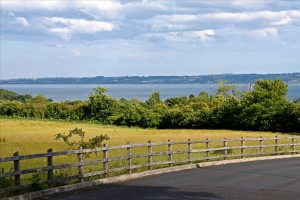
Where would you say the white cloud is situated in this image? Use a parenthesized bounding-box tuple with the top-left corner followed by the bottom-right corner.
(202, 11, 286, 22)
(150, 10, 300, 26)
(72, 49, 81, 57)
(251, 28, 278, 39)
(148, 14, 197, 31)
(151, 23, 187, 31)
(147, 29, 215, 42)
(75, 0, 174, 22)
(75, 0, 123, 20)
(1, 1, 67, 11)
(48, 17, 115, 33)
(290, 10, 300, 18)
(50, 27, 71, 40)
(147, 10, 300, 34)
(14, 17, 29, 27)
(184, 29, 216, 41)
(153, 14, 198, 23)
(229, 0, 268, 10)
(271, 16, 292, 26)
(146, 32, 180, 42)
(44, 17, 116, 40)
(1, 0, 299, 45)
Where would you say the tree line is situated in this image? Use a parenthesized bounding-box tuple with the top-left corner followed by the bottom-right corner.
(0, 80, 299, 132)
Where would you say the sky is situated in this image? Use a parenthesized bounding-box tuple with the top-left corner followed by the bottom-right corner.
(0, 0, 300, 79)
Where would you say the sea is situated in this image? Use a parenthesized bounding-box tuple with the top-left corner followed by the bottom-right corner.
(1, 84, 299, 102)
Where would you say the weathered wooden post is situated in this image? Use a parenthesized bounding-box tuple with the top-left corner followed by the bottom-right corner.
(13, 152, 20, 194)
(168, 139, 173, 167)
(292, 135, 296, 155)
(205, 138, 210, 161)
(127, 142, 132, 174)
(259, 136, 263, 157)
(77, 146, 83, 183)
(47, 148, 53, 186)
(188, 139, 192, 164)
(148, 140, 152, 170)
(241, 136, 245, 158)
(103, 144, 108, 178)
(223, 138, 228, 160)
(275, 135, 279, 155)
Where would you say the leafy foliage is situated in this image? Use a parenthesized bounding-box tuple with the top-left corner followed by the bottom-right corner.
(88, 87, 119, 122)
(0, 168, 13, 189)
(54, 128, 110, 149)
(145, 91, 161, 107)
(0, 88, 32, 102)
(30, 173, 45, 191)
(1, 80, 299, 133)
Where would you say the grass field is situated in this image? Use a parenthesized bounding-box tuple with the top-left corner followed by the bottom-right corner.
(0, 118, 289, 157)
(0, 118, 296, 195)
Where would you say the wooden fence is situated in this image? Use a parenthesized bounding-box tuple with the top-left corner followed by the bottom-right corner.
(1, 135, 300, 195)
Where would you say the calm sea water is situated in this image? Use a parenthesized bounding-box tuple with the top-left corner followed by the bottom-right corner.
(1, 84, 299, 102)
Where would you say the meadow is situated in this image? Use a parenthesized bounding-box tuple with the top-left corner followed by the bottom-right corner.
(0, 118, 289, 157)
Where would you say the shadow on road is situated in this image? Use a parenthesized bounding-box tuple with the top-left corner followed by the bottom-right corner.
(49, 184, 221, 200)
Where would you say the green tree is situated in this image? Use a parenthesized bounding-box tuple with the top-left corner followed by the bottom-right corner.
(240, 80, 290, 131)
(211, 97, 242, 129)
(45, 102, 71, 119)
(119, 102, 142, 127)
(195, 92, 210, 103)
(69, 101, 90, 120)
(145, 91, 161, 107)
(0, 88, 32, 102)
(0, 101, 26, 117)
(164, 96, 188, 107)
(88, 87, 119, 122)
(27, 95, 51, 119)
(159, 105, 194, 128)
(215, 80, 239, 99)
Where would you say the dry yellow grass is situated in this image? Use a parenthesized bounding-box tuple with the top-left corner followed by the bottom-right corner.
(0, 118, 296, 193)
(0, 118, 287, 157)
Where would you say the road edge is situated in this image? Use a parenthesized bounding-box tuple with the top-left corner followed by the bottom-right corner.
(5, 154, 300, 200)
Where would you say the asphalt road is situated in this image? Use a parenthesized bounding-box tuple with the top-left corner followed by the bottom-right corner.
(48, 157, 300, 200)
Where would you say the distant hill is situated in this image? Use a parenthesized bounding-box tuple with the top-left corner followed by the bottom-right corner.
(1, 73, 299, 84)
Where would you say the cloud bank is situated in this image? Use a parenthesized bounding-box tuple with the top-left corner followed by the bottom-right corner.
(1, 0, 299, 79)
(1, 0, 299, 43)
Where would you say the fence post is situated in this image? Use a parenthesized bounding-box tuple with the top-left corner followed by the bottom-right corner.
(77, 146, 83, 183)
(259, 136, 263, 156)
(292, 135, 295, 155)
(206, 138, 209, 162)
(103, 144, 108, 178)
(148, 141, 152, 170)
(188, 139, 192, 164)
(241, 136, 245, 158)
(13, 152, 20, 194)
(168, 139, 173, 167)
(275, 135, 279, 155)
(47, 148, 53, 186)
(223, 138, 228, 160)
(127, 142, 132, 174)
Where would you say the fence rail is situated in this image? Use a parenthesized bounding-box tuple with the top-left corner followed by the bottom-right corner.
(1, 135, 300, 195)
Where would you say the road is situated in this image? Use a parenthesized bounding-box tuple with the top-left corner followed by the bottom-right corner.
(48, 157, 300, 200)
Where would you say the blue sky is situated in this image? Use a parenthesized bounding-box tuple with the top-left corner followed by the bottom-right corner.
(1, 0, 299, 79)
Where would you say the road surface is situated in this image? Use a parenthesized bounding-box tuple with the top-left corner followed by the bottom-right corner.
(48, 157, 300, 200)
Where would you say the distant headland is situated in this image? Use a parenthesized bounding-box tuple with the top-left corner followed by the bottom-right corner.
(1, 73, 299, 84)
